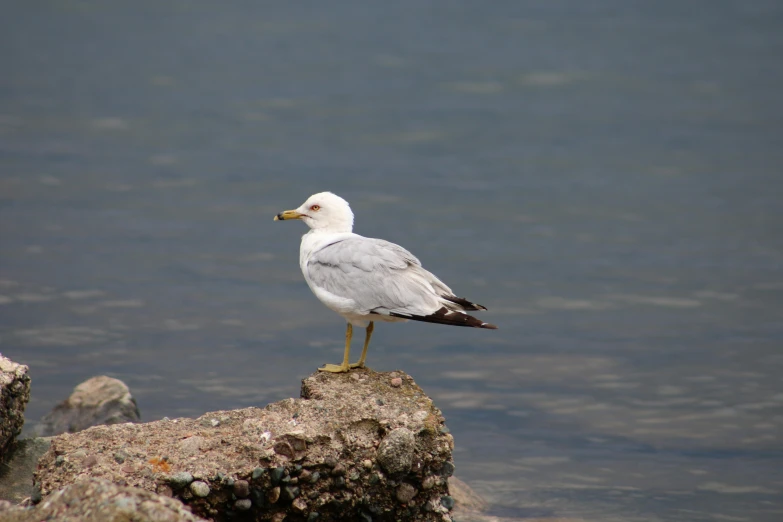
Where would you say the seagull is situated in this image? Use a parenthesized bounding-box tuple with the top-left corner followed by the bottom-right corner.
(274, 192, 496, 373)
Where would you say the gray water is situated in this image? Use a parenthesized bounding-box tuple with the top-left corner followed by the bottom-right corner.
(2, 1, 783, 520)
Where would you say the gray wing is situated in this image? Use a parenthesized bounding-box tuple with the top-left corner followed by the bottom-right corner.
(307, 237, 452, 316)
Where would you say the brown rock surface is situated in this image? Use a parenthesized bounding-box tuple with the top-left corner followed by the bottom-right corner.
(0, 355, 31, 460)
(0, 477, 207, 522)
(34, 375, 141, 437)
(34, 369, 456, 521)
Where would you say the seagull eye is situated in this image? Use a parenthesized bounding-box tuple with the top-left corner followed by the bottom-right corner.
(310, 204, 321, 211)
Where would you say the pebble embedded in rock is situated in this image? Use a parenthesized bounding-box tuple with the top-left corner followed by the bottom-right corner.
(292, 497, 308, 512)
(274, 440, 294, 458)
(234, 498, 252, 511)
(251, 489, 266, 506)
(270, 466, 285, 485)
(251, 467, 265, 480)
(376, 427, 415, 474)
(331, 463, 346, 476)
(390, 377, 402, 387)
(422, 475, 436, 490)
(440, 461, 455, 477)
(440, 495, 455, 510)
(168, 471, 194, 489)
(267, 486, 281, 504)
(362, 459, 373, 469)
(282, 485, 300, 501)
(333, 476, 345, 488)
(412, 410, 429, 422)
(308, 471, 320, 484)
(396, 483, 417, 504)
(189, 480, 210, 497)
(31, 484, 42, 504)
(233, 479, 250, 498)
(307, 512, 320, 521)
(113, 451, 127, 464)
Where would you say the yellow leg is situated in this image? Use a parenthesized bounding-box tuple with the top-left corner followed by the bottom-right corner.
(318, 323, 352, 373)
(350, 321, 374, 369)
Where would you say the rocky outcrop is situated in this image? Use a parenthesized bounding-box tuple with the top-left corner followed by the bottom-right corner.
(34, 375, 141, 437)
(0, 355, 31, 460)
(33, 369, 456, 521)
(0, 477, 208, 522)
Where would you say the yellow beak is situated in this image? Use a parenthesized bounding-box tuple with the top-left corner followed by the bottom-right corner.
(274, 209, 304, 221)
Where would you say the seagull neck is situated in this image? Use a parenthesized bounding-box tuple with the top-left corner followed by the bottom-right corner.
(310, 224, 353, 234)
(300, 230, 356, 263)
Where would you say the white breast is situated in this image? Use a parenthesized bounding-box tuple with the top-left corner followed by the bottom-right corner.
(299, 230, 361, 317)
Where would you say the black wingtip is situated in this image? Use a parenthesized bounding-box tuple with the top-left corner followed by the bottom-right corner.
(441, 294, 487, 312)
(391, 307, 497, 329)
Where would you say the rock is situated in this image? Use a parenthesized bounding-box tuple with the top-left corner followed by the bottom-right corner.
(377, 427, 416, 475)
(267, 486, 281, 504)
(34, 376, 140, 437)
(233, 479, 250, 498)
(189, 481, 210, 497)
(234, 498, 252, 511)
(0, 437, 51, 504)
(168, 472, 194, 489)
(0, 477, 207, 521)
(396, 482, 418, 504)
(449, 476, 488, 514)
(34, 369, 454, 521)
(292, 497, 308, 512)
(0, 355, 31, 459)
(440, 461, 456, 477)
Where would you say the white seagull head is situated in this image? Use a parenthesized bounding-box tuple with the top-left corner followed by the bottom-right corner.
(274, 191, 354, 233)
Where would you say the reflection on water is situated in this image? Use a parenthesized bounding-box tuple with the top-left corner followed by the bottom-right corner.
(1, 1, 782, 520)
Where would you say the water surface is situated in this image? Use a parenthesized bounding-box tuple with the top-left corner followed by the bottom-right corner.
(2, 1, 782, 520)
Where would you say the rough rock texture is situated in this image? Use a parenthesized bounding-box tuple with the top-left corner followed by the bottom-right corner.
(34, 375, 141, 437)
(0, 477, 208, 522)
(34, 369, 456, 521)
(0, 356, 31, 460)
(0, 437, 51, 504)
